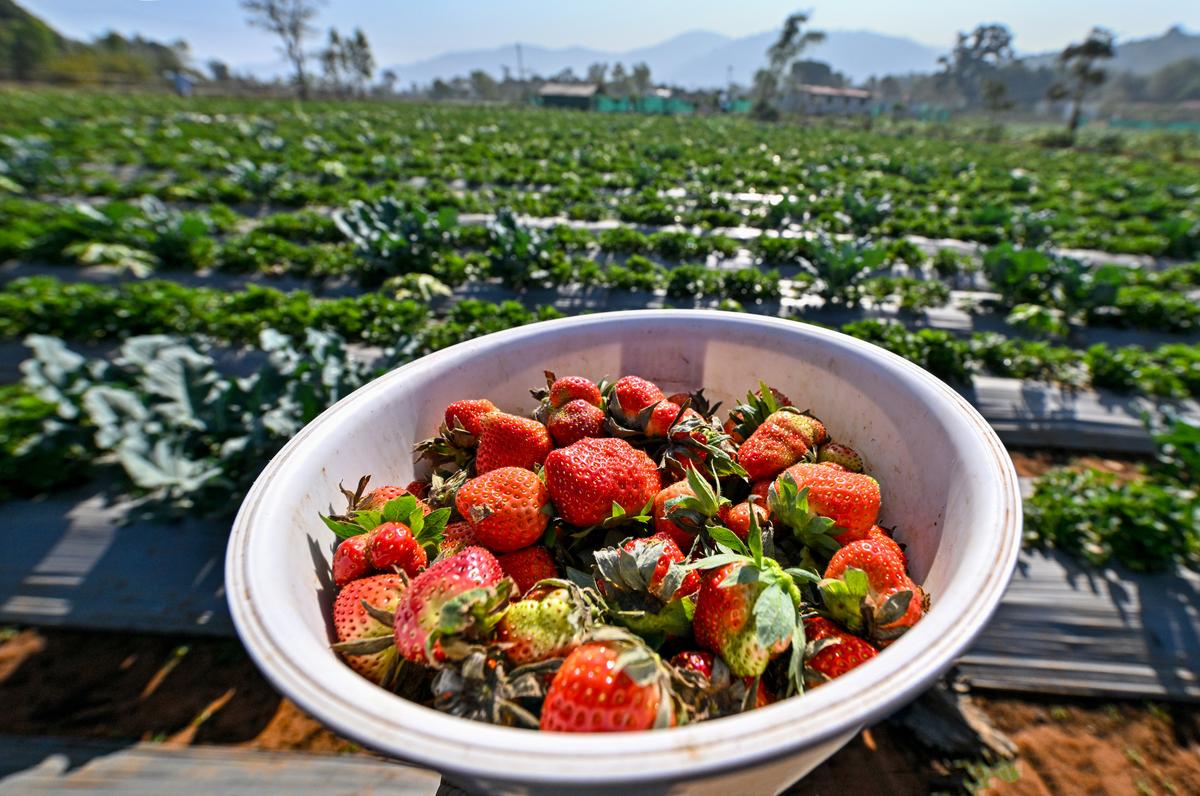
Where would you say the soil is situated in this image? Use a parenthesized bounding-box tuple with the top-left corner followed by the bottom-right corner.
(2, 628, 1198, 795)
(0, 627, 352, 753)
(1007, 449, 1146, 480)
(976, 696, 1200, 796)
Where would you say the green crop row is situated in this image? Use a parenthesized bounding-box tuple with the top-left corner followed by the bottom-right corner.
(1025, 416, 1199, 572)
(3, 90, 1198, 256)
(3, 276, 1197, 401)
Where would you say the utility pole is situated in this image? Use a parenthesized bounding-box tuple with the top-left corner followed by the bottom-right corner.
(516, 42, 527, 103)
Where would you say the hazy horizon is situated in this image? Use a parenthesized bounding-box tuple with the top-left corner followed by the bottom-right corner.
(18, 0, 1199, 76)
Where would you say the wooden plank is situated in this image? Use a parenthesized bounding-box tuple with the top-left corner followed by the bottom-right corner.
(963, 377, 1198, 454)
(957, 549, 1200, 700)
(5, 488, 1200, 702)
(0, 736, 440, 795)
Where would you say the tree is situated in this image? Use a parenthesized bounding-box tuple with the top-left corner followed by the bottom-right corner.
(345, 27, 374, 95)
(1, 15, 58, 81)
(755, 12, 825, 116)
(319, 28, 343, 93)
(767, 13, 826, 76)
(609, 62, 630, 98)
(241, 0, 323, 99)
(981, 79, 1012, 115)
(469, 69, 499, 100)
(380, 68, 397, 95)
(938, 23, 1014, 106)
(1047, 27, 1115, 133)
(586, 62, 608, 87)
(208, 60, 231, 82)
(631, 62, 651, 95)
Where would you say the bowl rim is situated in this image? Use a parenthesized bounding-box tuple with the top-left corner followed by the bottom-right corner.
(226, 309, 1022, 785)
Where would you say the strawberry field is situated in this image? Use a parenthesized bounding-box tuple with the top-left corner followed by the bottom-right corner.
(1, 87, 1199, 792)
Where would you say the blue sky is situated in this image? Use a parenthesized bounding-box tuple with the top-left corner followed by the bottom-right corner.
(20, 0, 1199, 70)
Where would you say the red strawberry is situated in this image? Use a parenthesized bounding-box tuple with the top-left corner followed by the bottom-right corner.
(404, 480, 429, 499)
(867, 525, 907, 566)
(549, 376, 601, 408)
(332, 574, 406, 684)
(817, 442, 864, 473)
(496, 581, 591, 665)
(547, 399, 605, 447)
(653, 479, 697, 549)
(392, 546, 507, 664)
(737, 409, 820, 481)
(619, 533, 700, 600)
(445, 399, 497, 437)
(822, 538, 925, 641)
(644, 400, 685, 437)
(803, 616, 878, 685)
(718, 500, 769, 541)
(778, 463, 880, 541)
(610, 375, 665, 423)
(357, 485, 431, 515)
(824, 538, 908, 589)
(438, 520, 478, 557)
(497, 545, 559, 595)
(543, 437, 661, 527)
(693, 562, 793, 677)
(750, 480, 771, 502)
(455, 467, 550, 553)
(540, 632, 674, 732)
(669, 649, 715, 679)
(366, 521, 427, 576)
(474, 413, 552, 474)
(332, 534, 371, 587)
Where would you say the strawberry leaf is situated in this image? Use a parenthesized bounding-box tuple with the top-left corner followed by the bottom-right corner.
(354, 509, 384, 531)
(784, 566, 821, 584)
(874, 589, 913, 626)
(417, 507, 452, 547)
(819, 567, 870, 632)
(686, 552, 746, 571)
(747, 498, 764, 567)
(320, 514, 367, 539)
(787, 620, 807, 696)
(381, 495, 419, 524)
(753, 582, 795, 651)
(709, 526, 750, 556)
(611, 595, 695, 643)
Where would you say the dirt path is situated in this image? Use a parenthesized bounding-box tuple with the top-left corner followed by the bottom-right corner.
(978, 697, 1200, 796)
(2, 628, 1197, 794)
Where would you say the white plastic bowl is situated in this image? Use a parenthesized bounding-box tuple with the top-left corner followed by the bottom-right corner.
(227, 310, 1021, 795)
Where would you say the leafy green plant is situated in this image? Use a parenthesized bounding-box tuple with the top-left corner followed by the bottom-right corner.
(808, 237, 887, 306)
(19, 330, 371, 515)
(1024, 417, 1200, 572)
(334, 197, 458, 283)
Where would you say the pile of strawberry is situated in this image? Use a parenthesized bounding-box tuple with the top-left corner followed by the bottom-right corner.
(319, 372, 929, 733)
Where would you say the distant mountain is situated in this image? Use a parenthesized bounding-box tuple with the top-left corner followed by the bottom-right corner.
(668, 30, 942, 86)
(1022, 26, 1200, 75)
(384, 28, 943, 89)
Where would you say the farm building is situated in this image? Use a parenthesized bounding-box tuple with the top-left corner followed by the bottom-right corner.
(782, 84, 872, 115)
(537, 82, 600, 110)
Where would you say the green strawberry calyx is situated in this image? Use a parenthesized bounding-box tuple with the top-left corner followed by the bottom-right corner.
(321, 494, 451, 557)
(819, 568, 916, 642)
(768, 472, 844, 558)
(689, 503, 820, 696)
(664, 464, 730, 536)
(428, 577, 516, 663)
